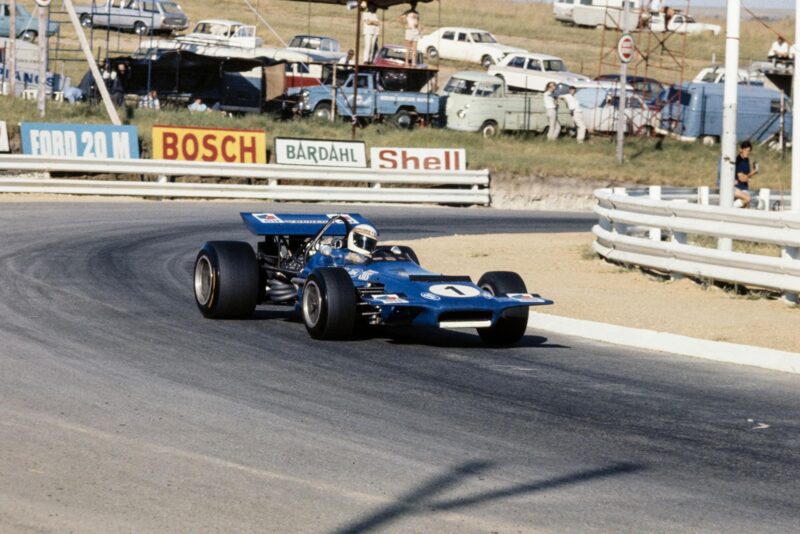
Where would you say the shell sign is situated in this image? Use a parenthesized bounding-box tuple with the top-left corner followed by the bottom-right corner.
(152, 125, 267, 164)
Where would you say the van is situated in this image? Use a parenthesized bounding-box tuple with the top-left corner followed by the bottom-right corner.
(659, 82, 792, 142)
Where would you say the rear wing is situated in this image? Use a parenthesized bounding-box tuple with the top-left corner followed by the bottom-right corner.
(241, 213, 372, 236)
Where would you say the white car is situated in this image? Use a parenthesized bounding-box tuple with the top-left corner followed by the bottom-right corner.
(418, 27, 526, 69)
(650, 13, 721, 36)
(574, 85, 655, 134)
(176, 19, 262, 48)
(487, 53, 589, 92)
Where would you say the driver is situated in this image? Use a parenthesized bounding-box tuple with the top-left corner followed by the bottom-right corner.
(346, 224, 379, 263)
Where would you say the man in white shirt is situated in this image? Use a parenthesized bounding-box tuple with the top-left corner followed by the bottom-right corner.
(768, 36, 792, 66)
(562, 86, 586, 143)
(544, 82, 560, 141)
(362, 2, 380, 63)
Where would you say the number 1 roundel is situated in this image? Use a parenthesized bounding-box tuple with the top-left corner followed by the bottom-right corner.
(428, 284, 481, 298)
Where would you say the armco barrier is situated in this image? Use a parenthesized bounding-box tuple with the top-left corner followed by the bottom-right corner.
(593, 186, 800, 301)
(0, 155, 490, 205)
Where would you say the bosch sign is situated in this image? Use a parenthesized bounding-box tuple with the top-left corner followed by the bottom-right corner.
(152, 125, 267, 164)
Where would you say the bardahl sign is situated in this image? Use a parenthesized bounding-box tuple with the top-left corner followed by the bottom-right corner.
(274, 138, 367, 168)
(152, 125, 267, 164)
(370, 147, 466, 171)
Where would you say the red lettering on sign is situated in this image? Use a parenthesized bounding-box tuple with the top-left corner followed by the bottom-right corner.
(162, 132, 179, 159)
(221, 135, 236, 162)
(182, 134, 199, 160)
(240, 135, 257, 163)
(401, 151, 420, 170)
(201, 135, 218, 161)
(377, 149, 397, 169)
(423, 156, 441, 170)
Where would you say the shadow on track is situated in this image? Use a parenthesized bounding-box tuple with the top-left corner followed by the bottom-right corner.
(333, 461, 645, 534)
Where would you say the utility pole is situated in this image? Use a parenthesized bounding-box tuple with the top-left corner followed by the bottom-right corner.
(793, 0, 800, 215)
(615, 1, 630, 164)
(718, 0, 741, 251)
(351, 2, 362, 139)
(9, 0, 16, 97)
(37, 2, 48, 118)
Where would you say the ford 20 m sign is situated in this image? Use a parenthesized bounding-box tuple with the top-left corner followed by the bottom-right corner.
(21, 123, 140, 159)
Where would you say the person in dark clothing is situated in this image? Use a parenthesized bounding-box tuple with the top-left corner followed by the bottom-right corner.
(111, 63, 128, 107)
(734, 140, 758, 208)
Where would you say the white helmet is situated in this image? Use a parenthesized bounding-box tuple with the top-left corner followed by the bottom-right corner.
(347, 224, 379, 257)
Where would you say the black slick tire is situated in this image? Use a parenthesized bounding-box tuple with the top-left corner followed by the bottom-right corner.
(194, 241, 259, 319)
(477, 271, 528, 346)
(302, 268, 356, 340)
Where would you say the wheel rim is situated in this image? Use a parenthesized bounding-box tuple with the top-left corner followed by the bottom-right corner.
(395, 113, 412, 129)
(22, 31, 35, 41)
(428, 47, 438, 58)
(315, 107, 331, 120)
(303, 281, 322, 327)
(135, 23, 146, 35)
(81, 15, 91, 26)
(483, 124, 496, 137)
(194, 255, 215, 306)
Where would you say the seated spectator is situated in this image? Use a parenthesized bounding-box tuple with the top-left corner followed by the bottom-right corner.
(62, 79, 83, 104)
(768, 36, 792, 66)
(138, 90, 160, 110)
(734, 140, 758, 208)
(188, 97, 208, 112)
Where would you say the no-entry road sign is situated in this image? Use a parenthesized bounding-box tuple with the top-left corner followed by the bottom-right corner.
(617, 33, 635, 64)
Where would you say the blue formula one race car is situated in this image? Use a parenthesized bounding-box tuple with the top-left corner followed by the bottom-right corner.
(193, 213, 552, 345)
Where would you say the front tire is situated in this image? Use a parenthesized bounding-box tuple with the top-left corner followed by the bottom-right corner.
(427, 46, 439, 60)
(302, 268, 356, 340)
(313, 102, 332, 121)
(477, 271, 529, 346)
(134, 21, 148, 36)
(194, 241, 259, 319)
(20, 30, 37, 42)
(480, 120, 499, 138)
(391, 109, 415, 129)
(80, 14, 92, 27)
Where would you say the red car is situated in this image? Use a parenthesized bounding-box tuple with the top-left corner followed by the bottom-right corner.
(372, 45, 426, 68)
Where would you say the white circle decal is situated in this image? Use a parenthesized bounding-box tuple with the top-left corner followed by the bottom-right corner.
(428, 284, 481, 298)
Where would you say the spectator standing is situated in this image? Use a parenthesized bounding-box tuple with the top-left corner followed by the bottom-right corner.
(362, 2, 380, 63)
(734, 140, 758, 208)
(399, 1, 420, 66)
(562, 85, 586, 143)
(138, 89, 160, 110)
(768, 36, 792, 66)
(110, 63, 127, 107)
(544, 82, 560, 141)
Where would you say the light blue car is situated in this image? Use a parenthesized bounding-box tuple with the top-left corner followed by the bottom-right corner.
(0, 3, 60, 41)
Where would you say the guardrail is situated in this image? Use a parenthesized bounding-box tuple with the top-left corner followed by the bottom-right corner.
(0, 155, 490, 205)
(593, 186, 800, 302)
(625, 186, 793, 211)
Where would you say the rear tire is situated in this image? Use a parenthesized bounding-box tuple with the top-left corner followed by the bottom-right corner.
(481, 55, 495, 69)
(194, 241, 259, 319)
(477, 271, 528, 346)
(302, 268, 356, 340)
(134, 21, 148, 36)
(391, 109, 415, 129)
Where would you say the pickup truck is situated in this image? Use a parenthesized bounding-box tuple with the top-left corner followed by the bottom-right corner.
(295, 72, 441, 128)
(444, 71, 574, 137)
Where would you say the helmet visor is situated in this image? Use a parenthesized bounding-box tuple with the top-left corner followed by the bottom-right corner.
(352, 233, 378, 254)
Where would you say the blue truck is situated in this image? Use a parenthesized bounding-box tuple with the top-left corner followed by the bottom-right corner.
(658, 82, 792, 142)
(294, 71, 442, 129)
(0, 2, 60, 41)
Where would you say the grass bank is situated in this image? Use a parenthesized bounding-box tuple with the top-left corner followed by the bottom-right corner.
(1, 95, 792, 190)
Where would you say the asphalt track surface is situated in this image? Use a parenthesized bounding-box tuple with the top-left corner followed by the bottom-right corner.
(0, 202, 798, 533)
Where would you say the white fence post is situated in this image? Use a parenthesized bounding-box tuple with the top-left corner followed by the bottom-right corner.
(649, 185, 662, 241)
(611, 187, 628, 235)
(783, 246, 799, 304)
(758, 188, 771, 211)
(698, 186, 710, 206)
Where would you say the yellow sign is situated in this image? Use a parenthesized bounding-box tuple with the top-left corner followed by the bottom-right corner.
(152, 125, 267, 164)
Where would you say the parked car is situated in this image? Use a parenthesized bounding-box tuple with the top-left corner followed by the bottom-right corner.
(649, 12, 721, 36)
(372, 45, 426, 68)
(418, 27, 526, 68)
(574, 85, 655, 134)
(658, 82, 791, 142)
(488, 52, 588, 92)
(553, 0, 577, 23)
(76, 0, 188, 35)
(443, 71, 574, 137)
(286, 34, 347, 63)
(176, 19, 262, 48)
(295, 71, 441, 128)
(570, 0, 643, 29)
(692, 65, 762, 85)
(596, 74, 664, 108)
(0, 2, 59, 41)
